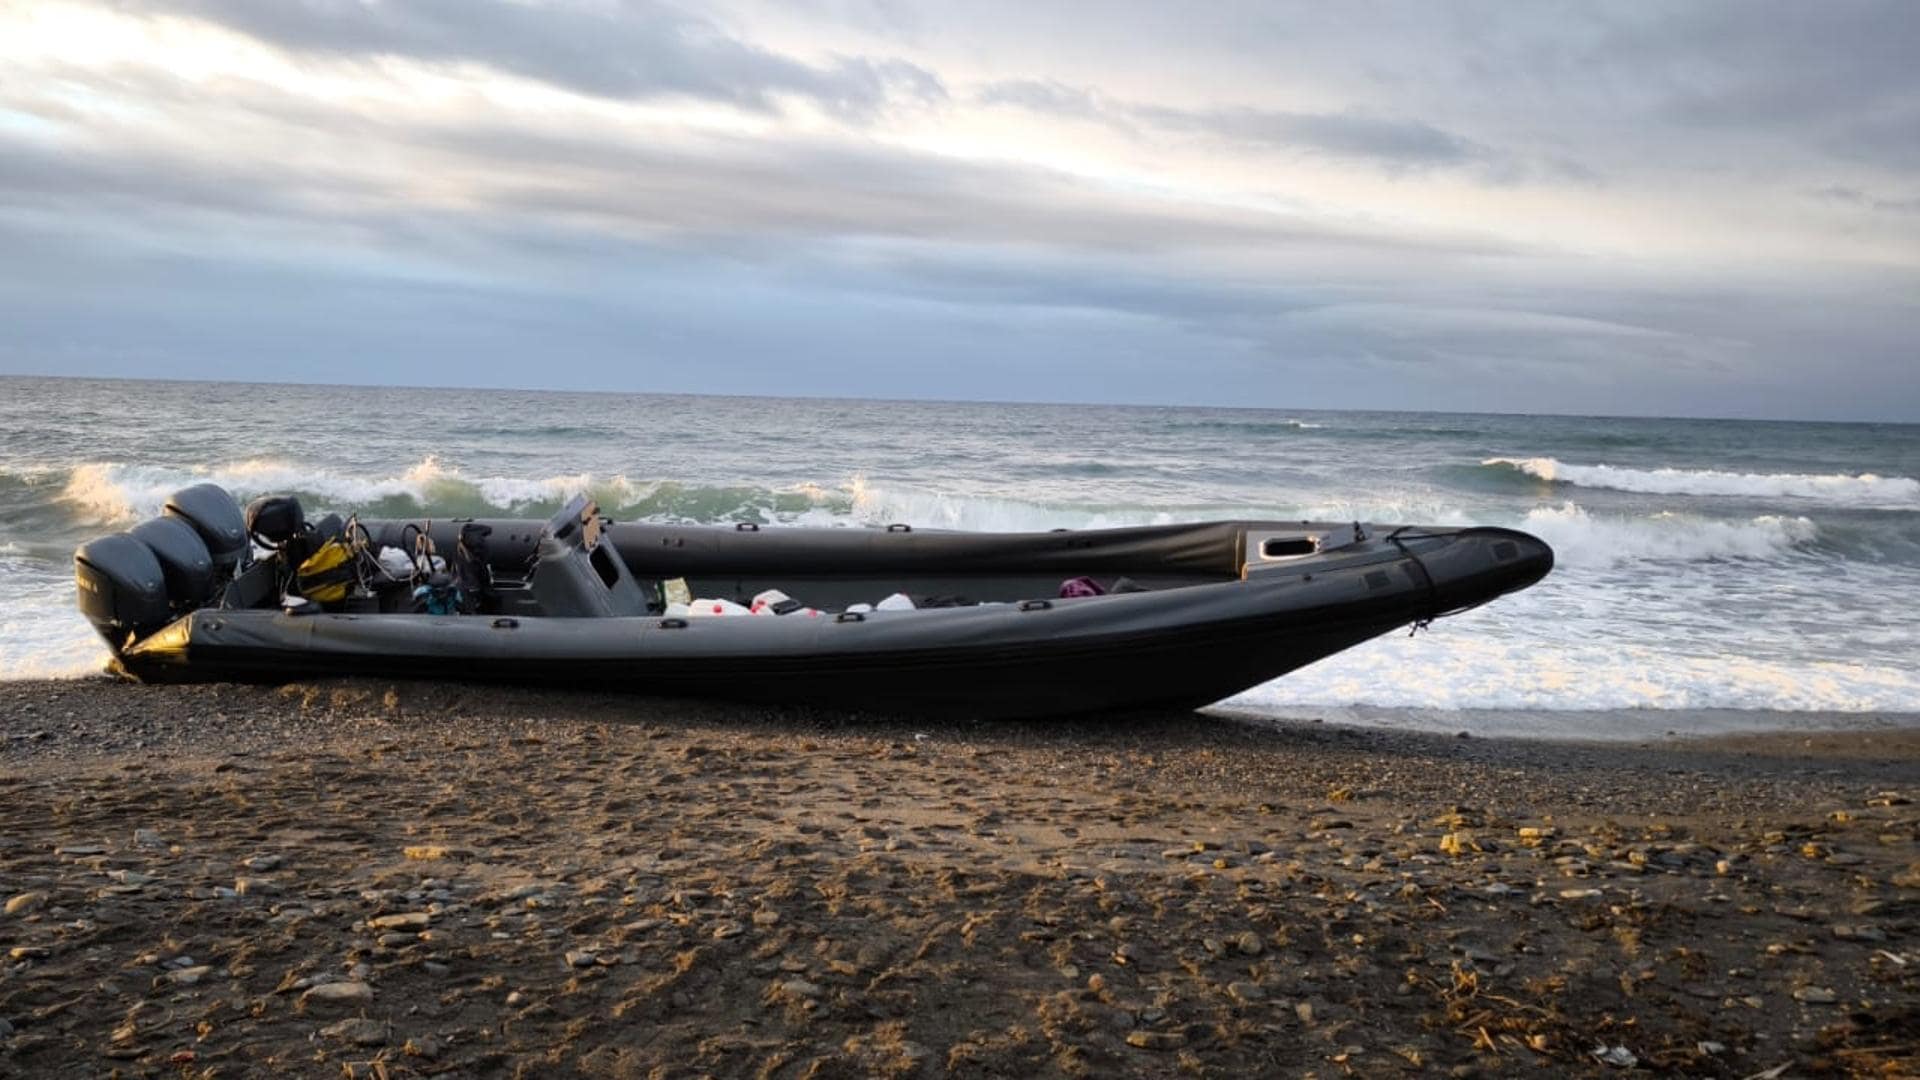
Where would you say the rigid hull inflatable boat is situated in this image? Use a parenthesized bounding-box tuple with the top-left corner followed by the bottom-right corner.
(75, 485, 1553, 718)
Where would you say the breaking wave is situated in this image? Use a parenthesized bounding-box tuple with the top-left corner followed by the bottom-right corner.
(1483, 457, 1920, 507)
(1166, 417, 1326, 435)
(52, 458, 854, 527)
(1519, 503, 1817, 569)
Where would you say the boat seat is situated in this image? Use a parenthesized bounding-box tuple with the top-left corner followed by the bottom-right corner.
(529, 494, 654, 617)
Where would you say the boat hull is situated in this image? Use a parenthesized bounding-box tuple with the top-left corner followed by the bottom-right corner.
(116, 524, 1552, 718)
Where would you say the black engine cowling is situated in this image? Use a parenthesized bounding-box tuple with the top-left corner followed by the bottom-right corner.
(129, 516, 214, 610)
(164, 483, 248, 580)
(74, 533, 170, 647)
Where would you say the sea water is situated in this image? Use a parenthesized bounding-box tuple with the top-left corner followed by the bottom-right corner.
(3, 376, 1917, 736)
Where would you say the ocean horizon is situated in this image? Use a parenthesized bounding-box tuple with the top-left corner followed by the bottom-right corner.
(8, 372, 1912, 426)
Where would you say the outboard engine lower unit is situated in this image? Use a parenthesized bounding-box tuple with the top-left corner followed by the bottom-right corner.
(74, 533, 171, 648)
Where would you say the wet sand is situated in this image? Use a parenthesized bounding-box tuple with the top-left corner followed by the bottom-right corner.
(2, 678, 1917, 1077)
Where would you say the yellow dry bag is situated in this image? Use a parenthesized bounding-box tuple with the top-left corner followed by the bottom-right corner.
(295, 538, 356, 605)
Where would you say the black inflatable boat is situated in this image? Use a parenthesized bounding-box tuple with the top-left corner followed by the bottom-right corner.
(74, 484, 1552, 718)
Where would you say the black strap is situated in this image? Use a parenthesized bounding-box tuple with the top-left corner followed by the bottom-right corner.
(1387, 526, 1440, 633)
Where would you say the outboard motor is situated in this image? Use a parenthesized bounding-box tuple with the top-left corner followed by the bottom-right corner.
(245, 495, 306, 550)
(129, 517, 215, 611)
(163, 483, 248, 582)
(74, 533, 171, 648)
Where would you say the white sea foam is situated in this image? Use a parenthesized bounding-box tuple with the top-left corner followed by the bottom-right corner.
(787, 474, 1491, 535)
(832, 486, 1817, 568)
(0, 554, 108, 679)
(56, 458, 646, 524)
(1225, 629, 1920, 713)
(1520, 503, 1816, 568)
(819, 476, 1185, 532)
(1486, 457, 1920, 506)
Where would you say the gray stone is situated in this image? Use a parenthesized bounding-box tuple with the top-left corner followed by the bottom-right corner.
(564, 950, 597, 968)
(241, 854, 283, 872)
(300, 981, 374, 1006)
(1228, 980, 1266, 1004)
(778, 979, 823, 999)
(368, 912, 431, 931)
(321, 1018, 387, 1047)
(1793, 986, 1839, 1004)
(166, 966, 213, 986)
(1592, 1045, 1637, 1068)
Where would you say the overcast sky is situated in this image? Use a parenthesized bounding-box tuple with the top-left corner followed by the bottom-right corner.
(1, 1, 1916, 419)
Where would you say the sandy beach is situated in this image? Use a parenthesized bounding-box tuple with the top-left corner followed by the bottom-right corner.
(1, 679, 1917, 1078)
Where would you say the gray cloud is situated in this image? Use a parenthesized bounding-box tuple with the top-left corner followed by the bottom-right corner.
(978, 79, 1540, 178)
(422, 124, 1523, 256)
(1395, 1, 1920, 174)
(118, 0, 946, 119)
(1617, 5, 1920, 145)
(1810, 185, 1920, 216)
(0, 66, 1519, 265)
(976, 79, 1103, 119)
(1134, 105, 1490, 170)
(10, 198, 1911, 420)
(955, 1, 1918, 180)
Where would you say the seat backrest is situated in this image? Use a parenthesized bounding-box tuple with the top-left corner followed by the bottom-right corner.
(529, 494, 653, 617)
